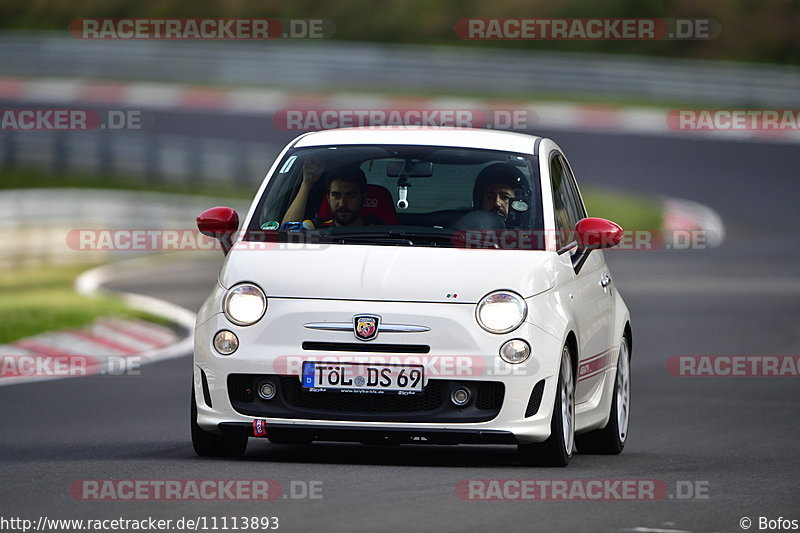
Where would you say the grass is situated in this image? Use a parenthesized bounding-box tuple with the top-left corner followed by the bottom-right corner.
(0, 265, 172, 345)
(0, 168, 250, 200)
(582, 186, 662, 230)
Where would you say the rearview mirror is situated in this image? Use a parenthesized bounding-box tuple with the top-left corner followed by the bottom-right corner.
(575, 217, 623, 249)
(386, 161, 433, 177)
(197, 207, 239, 255)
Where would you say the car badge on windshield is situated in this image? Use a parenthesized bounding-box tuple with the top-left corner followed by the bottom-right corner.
(354, 315, 380, 341)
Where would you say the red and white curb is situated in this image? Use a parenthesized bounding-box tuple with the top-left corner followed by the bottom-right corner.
(661, 197, 725, 247)
(0, 317, 179, 385)
(0, 258, 196, 386)
(2, 76, 800, 144)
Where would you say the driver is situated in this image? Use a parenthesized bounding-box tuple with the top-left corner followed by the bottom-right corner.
(473, 162, 526, 220)
(282, 160, 383, 228)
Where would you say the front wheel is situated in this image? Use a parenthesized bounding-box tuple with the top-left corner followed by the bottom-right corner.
(576, 336, 630, 454)
(518, 344, 574, 467)
(191, 387, 248, 458)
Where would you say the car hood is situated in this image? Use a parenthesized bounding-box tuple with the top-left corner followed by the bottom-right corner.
(219, 244, 556, 303)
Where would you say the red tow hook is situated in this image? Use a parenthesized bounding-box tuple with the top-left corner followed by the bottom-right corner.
(252, 419, 268, 437)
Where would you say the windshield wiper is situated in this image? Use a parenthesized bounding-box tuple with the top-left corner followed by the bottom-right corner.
(318, 229, 456, 247)
(317, 232, 414, 246)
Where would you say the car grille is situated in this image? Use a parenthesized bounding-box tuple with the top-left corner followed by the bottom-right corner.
(301, 342, 430, 353)
(228, 374, 255, 403)
(227, 373, 504, 423)
(477, 381, 506, 410)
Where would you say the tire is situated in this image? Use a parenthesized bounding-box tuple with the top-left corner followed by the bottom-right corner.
(576, 336, 630, 455)
(191, 387, 248, 458)
(518, 344, 575, 467)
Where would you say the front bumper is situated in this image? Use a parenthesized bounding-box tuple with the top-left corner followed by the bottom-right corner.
(193, 297, 565, 444)
(220, 422, 519, 445)
(227, 373, 505, 423)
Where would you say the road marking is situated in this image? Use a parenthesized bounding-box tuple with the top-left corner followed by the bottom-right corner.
(622, 526, 691, 533)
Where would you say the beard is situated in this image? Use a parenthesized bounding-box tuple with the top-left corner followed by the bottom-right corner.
(333, 208, 358, 226)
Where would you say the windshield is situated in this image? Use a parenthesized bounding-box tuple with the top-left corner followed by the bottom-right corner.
(245, 144, 543, 249)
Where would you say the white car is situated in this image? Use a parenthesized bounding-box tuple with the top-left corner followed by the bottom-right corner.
(192, 127, 631, 466)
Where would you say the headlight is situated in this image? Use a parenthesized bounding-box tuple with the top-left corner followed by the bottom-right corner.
(223, 283, 267, 326)
(476, 291, 527, 334)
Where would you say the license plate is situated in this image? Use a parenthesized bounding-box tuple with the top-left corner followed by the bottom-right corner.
(301, 362, 424, 393)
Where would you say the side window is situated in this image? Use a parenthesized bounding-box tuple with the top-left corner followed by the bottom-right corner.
(550, 154, 582, 249)
(559, 155, 587, 220)
(259, 157, 305, 226)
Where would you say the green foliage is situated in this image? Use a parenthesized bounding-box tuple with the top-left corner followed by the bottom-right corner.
(1, 0, 798, 64)
(582, 186, 662, 231)
(0, 168, 251, 199)
(0, 266, 170, 344)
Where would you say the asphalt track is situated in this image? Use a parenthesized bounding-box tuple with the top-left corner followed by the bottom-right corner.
(1, 115, 799, 533)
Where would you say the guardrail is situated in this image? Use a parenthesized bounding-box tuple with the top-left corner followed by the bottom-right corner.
(1, 31, 799, 210)
(0, 130, 281, 187)
(1, 31, 799, 106)
(0, 188, 249, 269)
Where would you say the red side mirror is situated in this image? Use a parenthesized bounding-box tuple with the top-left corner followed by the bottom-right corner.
(197, 207, 239, 255)
(575, 217, 623, 249)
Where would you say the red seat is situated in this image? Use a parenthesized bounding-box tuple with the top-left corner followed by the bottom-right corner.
(318, 184, 398, 225)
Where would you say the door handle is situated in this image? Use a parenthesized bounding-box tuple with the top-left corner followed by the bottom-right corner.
(600, 275, 611, 288)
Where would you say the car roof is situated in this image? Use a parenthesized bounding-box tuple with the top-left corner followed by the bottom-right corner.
(292, 126, 543, 155)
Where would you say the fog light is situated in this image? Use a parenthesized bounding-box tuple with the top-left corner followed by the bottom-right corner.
(499, 339, 531, 364)
(258, 380, 276, 400)
(451, 387, 471, 406)
(213, 330, 238, 355)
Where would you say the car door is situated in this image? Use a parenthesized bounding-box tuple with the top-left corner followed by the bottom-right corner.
(549, 153, 613, 405)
